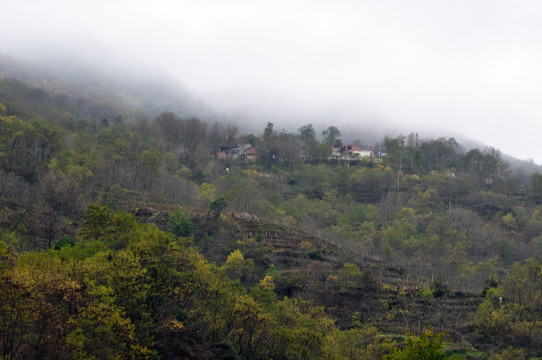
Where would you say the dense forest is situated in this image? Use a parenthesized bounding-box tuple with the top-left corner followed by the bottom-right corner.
(2, 64, 542, 359)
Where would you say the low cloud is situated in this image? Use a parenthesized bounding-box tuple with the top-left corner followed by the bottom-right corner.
(2, 0, 542, 162)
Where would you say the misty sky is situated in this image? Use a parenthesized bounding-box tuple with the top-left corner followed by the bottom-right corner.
(2, 0, 542, 163)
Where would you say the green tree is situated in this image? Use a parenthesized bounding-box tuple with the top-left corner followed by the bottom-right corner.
(488, 347, 530, 360)
(339, 263, 366, 291)
(530, 173, 542, 204)
(311, 142, 331, 162)
(222, 249, 246, 279)
(321, 126, 341, 146)
(386, 331, 461, 359)
(475, 259, 542, 355)
(298, 123, 317, 158)
(384, 135, 405, 170)
(138, 149, 162, 190)
(263, 122, 274, 142)
(168, 208, 194, 237)
(0, 116, 63, 181)
(208, 197, 228, 218)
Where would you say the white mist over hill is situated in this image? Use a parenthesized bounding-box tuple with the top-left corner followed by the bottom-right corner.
(2, 0, 542, 163)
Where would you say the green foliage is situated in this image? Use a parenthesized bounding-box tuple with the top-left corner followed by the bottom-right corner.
(530, 173, 542, 204)
(349, 165, 394, 202)
(298, 123, 316, 143)
(207, 196, 228, 218)
(198, 182, 217, 205)
(0, 115, 63, 181)
(263, 121, 274, 141)
(222, 249, 247, 279)
(308, 247, 329, 261)
(54, 234, 76, 250)
(475, 259, 542, 356)
(0, 204, 438, 359)
(419, 137, 460, 172)
(488, 347, 530, 360)
(384, 135, 405, 169)
(502, 212, 517, 230)
(168, 207, 194, 237)
(338, 262, 375, 292)
(386, 331, 462, 360)
(313, 142, 332, 161)
(79, 203, 138, 250)
(322, 125, 342, 146)
(79, 203, 113, 241)
(298, 164, 337, 199)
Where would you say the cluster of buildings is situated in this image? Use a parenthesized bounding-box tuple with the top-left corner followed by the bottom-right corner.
(216, 144, 376, 162)
(216, 144, 257, 161)
(332, 145, 375, 159)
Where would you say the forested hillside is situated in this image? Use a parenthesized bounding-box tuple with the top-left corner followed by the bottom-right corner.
(2, 70, 542, 359)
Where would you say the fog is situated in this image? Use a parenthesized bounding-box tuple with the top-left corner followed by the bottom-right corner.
(2, 0, 542, 162)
